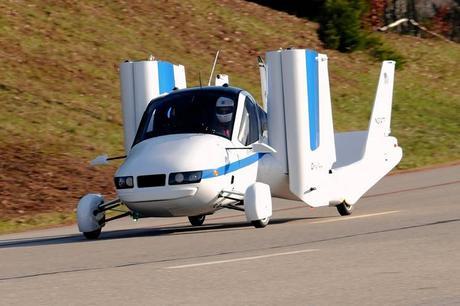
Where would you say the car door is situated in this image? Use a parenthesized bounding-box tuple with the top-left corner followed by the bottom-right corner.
(232, 93, 261, 192)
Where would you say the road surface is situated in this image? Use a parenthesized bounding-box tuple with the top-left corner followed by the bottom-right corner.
(1, 164, 459, 305)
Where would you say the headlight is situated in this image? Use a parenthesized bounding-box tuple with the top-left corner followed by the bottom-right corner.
(169, 171, 202, 185)
(114, 176, 134, 189)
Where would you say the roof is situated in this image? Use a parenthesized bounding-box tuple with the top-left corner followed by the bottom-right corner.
(170, 86, 243, 96)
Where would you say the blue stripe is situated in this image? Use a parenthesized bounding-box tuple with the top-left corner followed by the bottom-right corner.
(202, 153, 265, 179)
(158, 61, 175, 94)
(306, 50, 320, 151)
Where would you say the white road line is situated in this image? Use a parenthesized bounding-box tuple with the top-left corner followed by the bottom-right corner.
(166, 249, 319, 269)
(311, 210, 401, 224)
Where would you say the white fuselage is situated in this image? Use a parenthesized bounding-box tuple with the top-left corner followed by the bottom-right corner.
(114, 86, 276, 218)
(77, 51, 403, 240)
(115, 133, 263, 217)
(114, 57, 403, 218)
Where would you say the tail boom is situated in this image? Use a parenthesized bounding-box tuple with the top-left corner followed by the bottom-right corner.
(263, 51, 402, 207)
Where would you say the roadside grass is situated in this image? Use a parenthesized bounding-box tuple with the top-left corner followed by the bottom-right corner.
(0, 0, 459, 232)
(0, 206, 127, 235)
(0, 212, 77, 235)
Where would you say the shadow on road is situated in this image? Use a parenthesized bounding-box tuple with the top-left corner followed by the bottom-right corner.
(0, 215, 325, 249)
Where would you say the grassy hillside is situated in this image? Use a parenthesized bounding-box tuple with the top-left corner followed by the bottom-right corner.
(0, 0, 459, 232)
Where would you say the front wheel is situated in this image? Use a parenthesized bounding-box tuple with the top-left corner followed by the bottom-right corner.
(83, 228, 101, 240)
(188, 214, 206, 226)
(336, 202, 354, 216)
(251, 217, 270, 228)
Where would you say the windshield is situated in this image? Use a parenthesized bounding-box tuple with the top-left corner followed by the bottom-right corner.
(133, 88, 239, 146)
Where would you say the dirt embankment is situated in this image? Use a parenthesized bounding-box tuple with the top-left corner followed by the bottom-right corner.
(0, 141, 117, 219)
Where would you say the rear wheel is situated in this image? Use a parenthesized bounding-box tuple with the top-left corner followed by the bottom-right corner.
(336, 202, 353, 216)
(251, 217, 270, 228)
(188, 214, 206, 226)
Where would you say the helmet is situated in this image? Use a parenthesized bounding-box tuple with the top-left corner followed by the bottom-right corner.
(216, 97, 234, 123)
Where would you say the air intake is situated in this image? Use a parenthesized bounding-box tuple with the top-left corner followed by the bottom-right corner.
(137, 174, 166, 188)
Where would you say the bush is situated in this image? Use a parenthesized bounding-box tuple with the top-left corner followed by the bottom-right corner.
(364, 35, 406, 68)
(317, 0, 368, 52)
(317, 0, 405, 67)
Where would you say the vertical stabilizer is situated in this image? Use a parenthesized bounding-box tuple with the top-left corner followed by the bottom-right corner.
(119, 59, 186, 153)
(332, 60, 401, 205)
(365, 61, 395, 155)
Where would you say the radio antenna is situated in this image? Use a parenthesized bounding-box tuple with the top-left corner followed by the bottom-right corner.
(208, 50, 220, 86)
(199, 72, 202, 88)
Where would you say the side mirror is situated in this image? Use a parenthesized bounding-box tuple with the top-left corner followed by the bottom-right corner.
(252, 143, 276, 154)
(90, 154, 109, 166)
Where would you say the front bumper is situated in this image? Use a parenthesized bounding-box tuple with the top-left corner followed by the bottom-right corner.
(117, 186, 198, 203)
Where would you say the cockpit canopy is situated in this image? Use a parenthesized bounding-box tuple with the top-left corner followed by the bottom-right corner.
(133, 87, 240, 147)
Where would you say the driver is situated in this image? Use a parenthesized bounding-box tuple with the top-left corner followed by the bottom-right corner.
(215, 97, 234, 138)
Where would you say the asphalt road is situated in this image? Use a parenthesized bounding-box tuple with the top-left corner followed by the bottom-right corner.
(1, 164, 459, 305)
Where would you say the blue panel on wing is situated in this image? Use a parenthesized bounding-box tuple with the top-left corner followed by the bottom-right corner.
(306, 50, 320, 151)
(158, 61, 175, 94)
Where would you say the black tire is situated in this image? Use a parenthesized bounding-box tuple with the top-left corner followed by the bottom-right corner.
(336, 202, 354, 216)
(251, 217, 270, 228)
(188, 214, 206, 226)
(83, 228, 101, 240)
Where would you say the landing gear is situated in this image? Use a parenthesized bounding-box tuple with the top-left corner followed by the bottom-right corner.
(83, 228, 102, 240)
(336, 202, 354, 216)
(82, 215, 106, 239)
(188, 214, 206, 226)
(244, 183, 272, 228)
(77, 194, 105, 240)
(251, 217, 270, 228)
(77, 194, 130, 240)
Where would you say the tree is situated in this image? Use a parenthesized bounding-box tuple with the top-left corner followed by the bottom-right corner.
(317, 0, 368, 52)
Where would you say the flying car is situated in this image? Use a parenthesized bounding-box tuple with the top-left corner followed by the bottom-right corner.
(77, 48, 402, 239)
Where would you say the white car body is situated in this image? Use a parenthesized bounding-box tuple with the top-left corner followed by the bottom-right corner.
(115, 87, 264, 218)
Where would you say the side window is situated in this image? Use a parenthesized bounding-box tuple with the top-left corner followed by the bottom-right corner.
(257, 106, 267, 138)
(238, 105, 249, 145)
(146, 109, 156, 133)
(238, 96, 261, 145)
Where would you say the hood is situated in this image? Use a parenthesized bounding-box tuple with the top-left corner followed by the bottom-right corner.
(115, 134, 231, 177)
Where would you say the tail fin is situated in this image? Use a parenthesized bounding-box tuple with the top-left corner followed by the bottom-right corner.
(364, 61, 395, 155)
(335, 61, 401, 205)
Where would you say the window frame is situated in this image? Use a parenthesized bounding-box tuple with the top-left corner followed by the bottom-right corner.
(236, 93, 261, 146)
(132, 89, 240, 147)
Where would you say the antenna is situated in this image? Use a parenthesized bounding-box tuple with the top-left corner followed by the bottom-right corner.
(208, 50, 220, 86)
(257, 55, 265, 66)
(199, 72, 202, 88)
